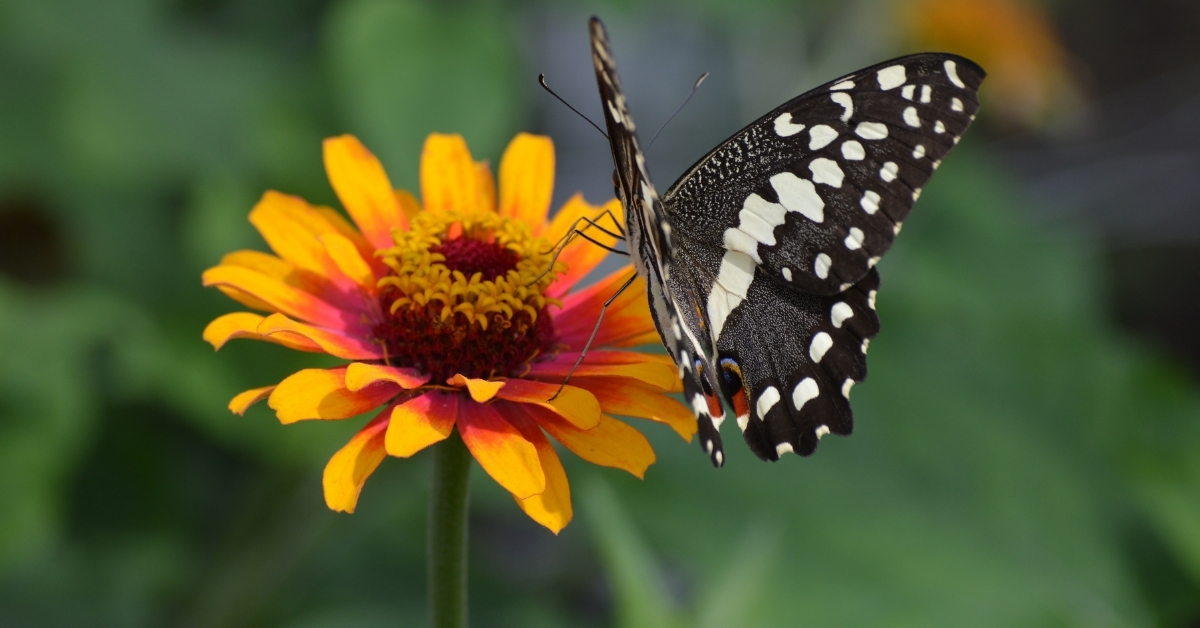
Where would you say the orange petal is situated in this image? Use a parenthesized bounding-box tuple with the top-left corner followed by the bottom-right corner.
(498, 133, 555, 228)
(249, 191, 349, 284)
(255, 313, 381, 360)
(220, 249, 294, 280)
(447, 374, 506, 402)
(320, 232, 376, 291)
(476, 161, 496, 214)
(228, 385, 276, 415)
(526, 354, 678, 391)
(215, 285, 276, 313)
(323, 135, 408, 251)
(203, 312, 322, 353)
(503, 406, 572, 533)
(420, 134, 478, 213)
(323, 410, 391, 513)
(269, 367, 399, 423)
(570, 376, 696, 441)
(385, 391, 459, 457)
(396, 189, 421, 222)
(458, 402, 545, 500)
(202, 265, 348, 329)
(345, 362, 430, 391)
(494, 378, 600, 430)
(545, 196, 624, 297)
(554, 267, 659, 349)
(517, 404, 655, 479)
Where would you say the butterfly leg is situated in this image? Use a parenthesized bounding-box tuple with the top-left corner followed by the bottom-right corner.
(547, 271, 639, 401)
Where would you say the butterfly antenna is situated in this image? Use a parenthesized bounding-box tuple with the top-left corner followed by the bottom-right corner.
(648, 72, 708, 149)
(539, 73, 608, 140)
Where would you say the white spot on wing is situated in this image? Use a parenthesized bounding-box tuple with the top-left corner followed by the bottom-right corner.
(903, 106, 921, 128)
(830, 80, 855, 90)
(771, 172, 825, 223)
(912, 144, 926, 159)
(867, 256, 880, 268)
(841, 140, 865, 161)
(901, 85, 915, 100)
(814, 253, 831, 279)
(815, 424, 831, 439)
(775, 442, 794, 456)
(715, 450, 723, 465)
(723, 229, 762, 263)
(706, 251, 756, 339)
(841, 378, 855, 398)
(723, 193, 787, 263)
(773, 112, 805, 137)
(843, 228, 864, 251)
(782, 267, 792, 281)
(877, 65, 907, 90)
(861, 338, 870, 353)
(810, 332, 833, 362)
(860, 190, 881, 214)
(808, 124, 838, 150)
(855, 122, 888, 140)
(868, 290, 877, 310)
(951, 97, 964, 112)
(809, 158, 844, 187)
(830, 92, 854, 122)
(880, 161, 899, 182)
(792, 378, 819, 410)
(691, 394, 707, 418)
(831, 302, 854, 328)
(944, 60, 965, 88)
(920, 85, 932, 103)
(934, 120, 946, 134)
(756, 386, 780, 420)
(737, 412, 749, 432)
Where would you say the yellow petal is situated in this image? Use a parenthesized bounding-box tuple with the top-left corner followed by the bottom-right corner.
(323, 411, 390, 513)
(524, 404, 655, 479)
(396, 189, 421, 222)
(447, 374, 506, 402)
(526, 354, 679, 391)
(498, 133, 555, 228)
(494, 378, 601, 430)
(385, 391, 458, 458)
(268, 367, 399, 423)
(249, 191, 344, 279)
(255, 313, 381, 360)
(420, 134, 478, 213)
(476, 161, 497, 214)
(571, 376, 696, 441)
(345, 362, 431, 392)
(323, 135, 407, 251)
(458, 402, 545, 500)
(545, 196, 624, 296)
(504, 406, 572, 533)
(320, 232, 376, 290)
(228, 385, 276, 415)
(203, 312, 320, 353)
(202, 265, 348, 329)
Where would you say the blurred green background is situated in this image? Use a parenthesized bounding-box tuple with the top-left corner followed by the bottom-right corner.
(4, 0, 1200, 626)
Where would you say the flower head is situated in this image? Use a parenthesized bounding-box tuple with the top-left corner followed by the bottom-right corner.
(203, 132, 693, 532)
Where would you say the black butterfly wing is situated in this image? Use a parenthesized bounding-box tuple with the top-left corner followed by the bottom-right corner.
(664, 53, 985, 296)
(659, 54, 984, 461)
(590, 17, 730, 465)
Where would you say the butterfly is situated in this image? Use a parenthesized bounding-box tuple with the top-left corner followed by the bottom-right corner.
(586, 17, 985, 467)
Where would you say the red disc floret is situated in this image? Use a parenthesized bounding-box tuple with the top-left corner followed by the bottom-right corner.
(431, 236, 518, 281)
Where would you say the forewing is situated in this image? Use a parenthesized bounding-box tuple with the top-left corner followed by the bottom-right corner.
(663, 54, 985, 296)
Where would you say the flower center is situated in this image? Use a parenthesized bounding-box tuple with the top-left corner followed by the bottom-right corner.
(373, 209, 563, 383)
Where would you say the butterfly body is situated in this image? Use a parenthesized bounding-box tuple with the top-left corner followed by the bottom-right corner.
(588, 17, 985, 466)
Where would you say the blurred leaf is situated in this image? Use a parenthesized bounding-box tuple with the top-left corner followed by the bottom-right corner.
(582, 478, 682, 628)
(325, 0, 525, 192)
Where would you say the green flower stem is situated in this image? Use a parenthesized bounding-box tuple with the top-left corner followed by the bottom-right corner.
(428, 429, 472, 628)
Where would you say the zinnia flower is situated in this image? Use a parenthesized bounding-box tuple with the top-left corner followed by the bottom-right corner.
(202, 132, 694, 532)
